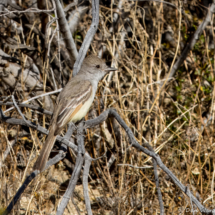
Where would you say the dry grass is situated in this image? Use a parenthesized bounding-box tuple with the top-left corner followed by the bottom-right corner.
(1, 0, 215, 214)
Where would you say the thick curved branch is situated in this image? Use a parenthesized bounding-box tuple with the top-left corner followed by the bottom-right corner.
(84, 109, 214, 214)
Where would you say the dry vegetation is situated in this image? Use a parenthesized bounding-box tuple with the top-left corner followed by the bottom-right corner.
(1, 0, 215, 214)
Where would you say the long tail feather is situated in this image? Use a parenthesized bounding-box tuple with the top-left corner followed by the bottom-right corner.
(33, 126, 57, 172)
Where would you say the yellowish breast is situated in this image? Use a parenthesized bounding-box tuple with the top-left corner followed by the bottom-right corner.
(71, 89, 95, 123)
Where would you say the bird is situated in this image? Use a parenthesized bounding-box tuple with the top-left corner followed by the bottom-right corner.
(33, 55, 117, 172)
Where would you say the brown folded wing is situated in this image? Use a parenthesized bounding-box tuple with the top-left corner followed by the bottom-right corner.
(53, 80, 92, 135)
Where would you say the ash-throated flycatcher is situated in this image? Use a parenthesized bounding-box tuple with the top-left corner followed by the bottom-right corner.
(33, 55, 117, 172)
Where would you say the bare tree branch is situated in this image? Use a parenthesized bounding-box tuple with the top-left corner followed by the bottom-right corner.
(54, 0, 78, 61)
(57, 121, 85, 215)
(4, 89, 62, 114)
(83, 155, 93, 215)
(84, 109, 214, 214)
(12, 95, 37, 129)
(72, 0, 99, 77)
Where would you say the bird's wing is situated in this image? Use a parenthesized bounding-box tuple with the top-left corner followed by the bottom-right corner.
(54, 80, 92, 135)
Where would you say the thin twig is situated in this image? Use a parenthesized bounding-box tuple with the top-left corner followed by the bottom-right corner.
(64, 0, 78, 13)
(0, 102, 52, 115)
(50, 68, 58, 90)
(0, 7, 55, 17)
(12, 95, 37, 129)
(4, 89, 62, 113)
(117, 164, 153, 169)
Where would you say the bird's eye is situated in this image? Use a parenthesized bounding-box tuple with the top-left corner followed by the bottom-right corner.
(96, 65, 100, 68)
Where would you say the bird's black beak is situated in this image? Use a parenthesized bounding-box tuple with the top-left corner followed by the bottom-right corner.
(105, 67, 117, 72)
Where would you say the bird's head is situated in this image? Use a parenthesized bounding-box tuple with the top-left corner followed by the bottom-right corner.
(80, 55, 117, 81)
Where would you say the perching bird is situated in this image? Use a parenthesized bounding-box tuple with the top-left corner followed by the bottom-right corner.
(33, 55, 117, 172)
